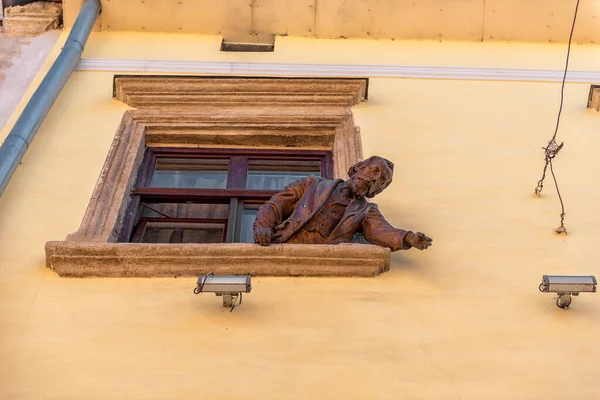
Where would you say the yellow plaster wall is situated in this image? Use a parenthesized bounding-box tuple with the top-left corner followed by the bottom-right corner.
(64, 0, 600, 43)
(1, 33, 600, 399)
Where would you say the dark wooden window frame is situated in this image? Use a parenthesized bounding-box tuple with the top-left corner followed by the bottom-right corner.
(119, 148, 334, 243)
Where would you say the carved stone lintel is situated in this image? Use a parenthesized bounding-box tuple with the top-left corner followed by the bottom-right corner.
(114, 77, 368, 109)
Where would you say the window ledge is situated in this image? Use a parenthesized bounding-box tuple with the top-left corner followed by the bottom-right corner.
(45, 242, 390, 278)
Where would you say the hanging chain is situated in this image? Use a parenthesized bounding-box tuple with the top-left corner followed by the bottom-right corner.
(534, 0, 580, 235)
(535, 140, 566, 234)
(548, 159, 567, 235)
(534, 139, 563, 197)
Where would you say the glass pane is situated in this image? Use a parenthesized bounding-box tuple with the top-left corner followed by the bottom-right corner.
(246, 159, 321, 190)
(240, 208, 258, 243)
(140, 221, 225, 243)
(150, 158, 228, 189)
(140, 203, 230, 220)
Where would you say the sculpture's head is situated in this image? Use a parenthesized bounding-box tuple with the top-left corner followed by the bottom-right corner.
(347, 156, 394, 198)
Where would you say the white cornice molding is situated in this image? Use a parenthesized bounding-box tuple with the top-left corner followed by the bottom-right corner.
(76, 58, 600, 83)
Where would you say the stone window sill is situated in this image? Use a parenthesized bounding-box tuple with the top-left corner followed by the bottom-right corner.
(45, 242, 390, 277)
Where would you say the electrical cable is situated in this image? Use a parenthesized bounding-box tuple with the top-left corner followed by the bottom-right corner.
(193, 271, 214, 294)
(230, 293, 242, 312)
(534, 0, 580, 235)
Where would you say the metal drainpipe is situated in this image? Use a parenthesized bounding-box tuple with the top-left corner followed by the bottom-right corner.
(0, 0, 101, 198)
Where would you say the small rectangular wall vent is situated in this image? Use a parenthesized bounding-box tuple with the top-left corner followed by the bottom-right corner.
(220, 31, 275, 53)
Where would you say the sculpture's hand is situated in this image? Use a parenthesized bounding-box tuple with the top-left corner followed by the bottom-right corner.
(406, 232, 433, 250)
(254, 227, 280, 246)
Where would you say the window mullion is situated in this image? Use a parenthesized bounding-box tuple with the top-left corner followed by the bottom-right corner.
(227, 156, 248, 189)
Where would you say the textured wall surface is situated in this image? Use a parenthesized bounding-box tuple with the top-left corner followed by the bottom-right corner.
(63, 0, 600, 43)
(1, 32, 600, 399)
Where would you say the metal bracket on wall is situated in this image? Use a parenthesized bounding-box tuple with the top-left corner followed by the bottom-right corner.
(588, 85, 600, 111)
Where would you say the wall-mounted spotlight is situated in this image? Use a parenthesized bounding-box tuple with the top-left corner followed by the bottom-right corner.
(539, 275, 597, 309)
(194, 273, 251, 312)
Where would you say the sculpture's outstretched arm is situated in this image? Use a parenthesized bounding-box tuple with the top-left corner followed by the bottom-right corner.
(253, 176, 309, 245)
(361, 205, 432, 251)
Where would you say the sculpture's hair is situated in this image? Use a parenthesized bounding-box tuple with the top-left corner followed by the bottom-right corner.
(347, 156, 395, 198)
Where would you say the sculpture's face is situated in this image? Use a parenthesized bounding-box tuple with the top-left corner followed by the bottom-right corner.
(348, 157, 393, 198)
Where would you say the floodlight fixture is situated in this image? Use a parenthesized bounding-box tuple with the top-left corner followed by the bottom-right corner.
(539, 275, 597, 309)
(194, 273, 251, 312)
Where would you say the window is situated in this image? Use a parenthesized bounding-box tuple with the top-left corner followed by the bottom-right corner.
(45, 78, 385, 278)
(119, 148, 333, 244)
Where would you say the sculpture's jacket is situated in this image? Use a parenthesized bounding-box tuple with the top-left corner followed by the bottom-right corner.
(253, 176, 412, 251)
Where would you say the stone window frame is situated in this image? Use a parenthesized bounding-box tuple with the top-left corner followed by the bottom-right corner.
(45, 77, 391, 277)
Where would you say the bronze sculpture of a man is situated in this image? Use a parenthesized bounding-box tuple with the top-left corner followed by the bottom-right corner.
(253, 156, 433, 251)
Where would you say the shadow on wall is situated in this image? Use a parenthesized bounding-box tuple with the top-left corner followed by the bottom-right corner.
(390, 251, 420, 271)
